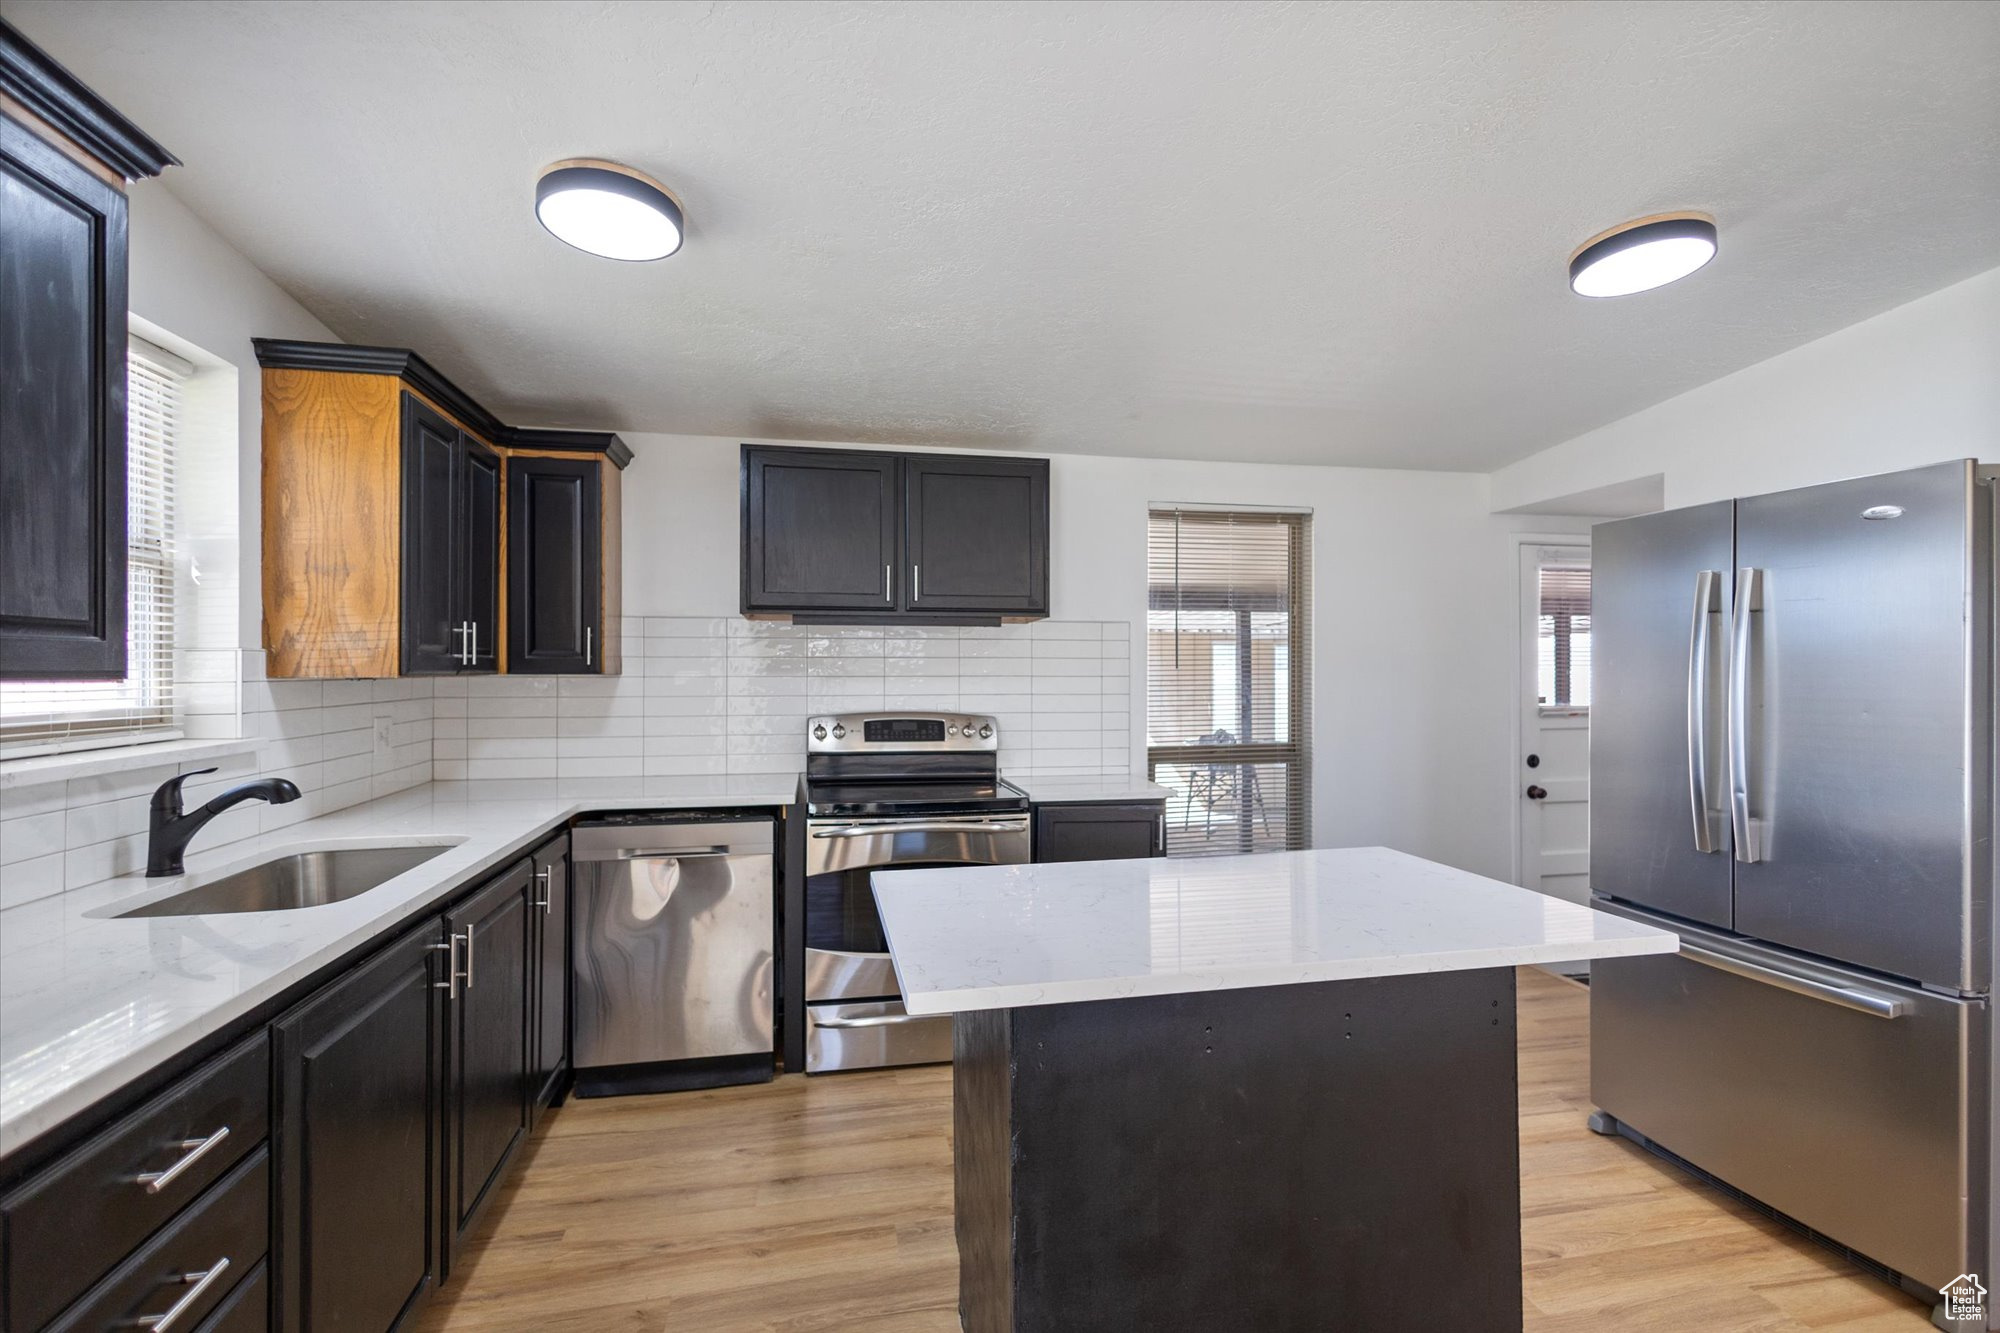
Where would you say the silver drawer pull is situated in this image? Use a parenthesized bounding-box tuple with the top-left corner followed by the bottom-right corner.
(136, 1256, 231, 1330)
(134, 1126, 230, 1194)
(534, 866, 552, 911)
(1682, 944, 1910, 1019)
(814, 1010, 935, 1030)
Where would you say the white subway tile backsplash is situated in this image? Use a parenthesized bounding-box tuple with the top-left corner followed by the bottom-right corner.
(2, 620, 1135, 897)
(441, 618, 1133, 790)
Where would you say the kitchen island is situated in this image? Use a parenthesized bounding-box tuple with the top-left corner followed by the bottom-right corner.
(873, 846, 1680, 1333)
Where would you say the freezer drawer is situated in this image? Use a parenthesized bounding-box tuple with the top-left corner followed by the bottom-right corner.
(1591, 910, 1986, 1292)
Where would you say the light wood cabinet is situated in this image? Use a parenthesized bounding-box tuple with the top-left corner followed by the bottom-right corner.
(255, 340, 628, 678)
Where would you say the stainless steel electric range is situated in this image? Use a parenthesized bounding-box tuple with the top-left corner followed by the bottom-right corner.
(801, 712, 1029, 1073)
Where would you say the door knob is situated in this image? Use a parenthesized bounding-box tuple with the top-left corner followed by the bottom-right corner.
(1525, 785, 1548, 801)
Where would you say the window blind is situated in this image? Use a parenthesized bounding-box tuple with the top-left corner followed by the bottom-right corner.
(1536, 561, 1591, 710)
(0, 339, 187, 754)
(1145, 508, 1312, 856)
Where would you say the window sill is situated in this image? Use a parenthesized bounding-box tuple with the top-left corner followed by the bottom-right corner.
(0, 736, 266, 792)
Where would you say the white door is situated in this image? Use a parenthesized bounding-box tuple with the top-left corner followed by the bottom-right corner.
(1518, 543, 1591, 905)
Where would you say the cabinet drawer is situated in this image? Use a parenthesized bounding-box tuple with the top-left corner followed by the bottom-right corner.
(2, 1033, 268, 1332)
(46, 1146, 269, 1333)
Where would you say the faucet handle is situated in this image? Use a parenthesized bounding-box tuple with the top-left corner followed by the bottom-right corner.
(151, 767, 219, 818)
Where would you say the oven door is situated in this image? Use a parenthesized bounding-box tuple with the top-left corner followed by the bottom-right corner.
(804, 814, 1030, 1002)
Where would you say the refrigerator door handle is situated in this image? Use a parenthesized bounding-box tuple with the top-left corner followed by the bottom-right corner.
(1728, 566, 1765, 863)
(1686, 569, 1723, 853)
(1681, 943, 1910, 1019)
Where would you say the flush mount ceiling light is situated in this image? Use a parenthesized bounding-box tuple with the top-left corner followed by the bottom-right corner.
(535, 159, 684, 261)
(1568, 211, 1717, 298)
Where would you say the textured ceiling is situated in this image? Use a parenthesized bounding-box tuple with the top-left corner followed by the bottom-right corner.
(8, 0, 2000, 470)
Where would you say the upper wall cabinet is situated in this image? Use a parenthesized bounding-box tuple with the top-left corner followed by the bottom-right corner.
(740, 445, 1049, 625)
(0, 21, 176, 680)
(508, 455, 617, 675)
(255, 340, 629, 678)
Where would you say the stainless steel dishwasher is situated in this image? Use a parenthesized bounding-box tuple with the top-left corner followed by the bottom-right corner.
(571, 813, 776, 1096)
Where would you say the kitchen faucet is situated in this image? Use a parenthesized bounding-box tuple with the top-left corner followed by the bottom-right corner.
(147, 768, 302, 876)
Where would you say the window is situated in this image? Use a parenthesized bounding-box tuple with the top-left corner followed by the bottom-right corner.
(1145, 508, 1311, 856)
(1536, 561, 1591, 710)
(0, 339, 187, 754)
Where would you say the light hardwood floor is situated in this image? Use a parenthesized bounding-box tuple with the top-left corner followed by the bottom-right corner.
(416, 969, 1933, 1332)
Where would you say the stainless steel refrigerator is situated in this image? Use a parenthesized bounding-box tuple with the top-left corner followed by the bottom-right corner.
(1588, 458, 1996, 1319)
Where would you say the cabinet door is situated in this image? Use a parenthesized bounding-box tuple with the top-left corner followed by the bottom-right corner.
(741, 446, 899, 612)
(274, 919, 446, 1332)
(459, 437, 501, 673)
(399, 397, 464, 674)
(0, 119, 129, 679)
(905, 455, 1048, 615)
(1034, 802, 1165, 862)
(529, 836, 571, 1122)
(507, 456, 601, 674)
(443, 860, 531, 1261)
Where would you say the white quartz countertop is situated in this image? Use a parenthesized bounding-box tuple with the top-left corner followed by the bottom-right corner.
(1012, 774, 1171, 803)
(874, 847, 1680, 1015)
(0, 780, 794, 1160)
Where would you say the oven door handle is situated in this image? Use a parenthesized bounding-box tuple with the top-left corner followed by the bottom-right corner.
(813, 1010, 936, 1029)
(811, 819, 1030, 838)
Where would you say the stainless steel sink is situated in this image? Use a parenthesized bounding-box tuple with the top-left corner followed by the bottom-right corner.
(117, 845, 449, 917)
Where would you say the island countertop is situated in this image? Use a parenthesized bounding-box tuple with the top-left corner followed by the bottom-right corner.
(874, 846, 1680, 1015)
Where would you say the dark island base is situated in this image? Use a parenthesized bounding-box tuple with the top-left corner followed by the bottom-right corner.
(954, 968, 1523, 1333)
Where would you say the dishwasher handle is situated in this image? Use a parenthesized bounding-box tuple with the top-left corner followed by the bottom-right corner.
(571, 820, 774, 862)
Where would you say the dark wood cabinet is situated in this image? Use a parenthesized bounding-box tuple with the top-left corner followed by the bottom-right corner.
(1034, 801, 1166, 862)
(905, 454, 1049, 615)
(528, 835, 571, 1123)
(0, 24, 175, 679)
(740, 445, 1050, 623)
(741, 446, 900, 614)
(399, 395, 500, 676)
(443, 860, 532, 1263)
(274, 919, 446, 1332)
(507, 456, 603, 674)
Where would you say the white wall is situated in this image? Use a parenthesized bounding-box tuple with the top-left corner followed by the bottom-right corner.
(1491, 265, 2000, 513)
(125, 180, 338, 648)
(622, 434, 1585, 880)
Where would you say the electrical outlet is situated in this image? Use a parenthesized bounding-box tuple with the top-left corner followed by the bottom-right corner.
(373, 715, 395, 767)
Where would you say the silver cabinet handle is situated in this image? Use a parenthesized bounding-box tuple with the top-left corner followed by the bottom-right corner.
(884, 564, 891, 604)
(433, 930, 470, 998)
(1727, 567, 1764, 863)
(534, 866, 552, 911)
(585, 627, 593, 667)
(134, 1126, 230, 1194)
(812, 819, 1030, 837)
(913, 564, 920, 601)
(452, 622, 468, 666)
(1682, 944, 1909, 1019)
(470, 621, 480, 667)
(135, 1256, 231, 1331)
(1686, 569, 1723, 854)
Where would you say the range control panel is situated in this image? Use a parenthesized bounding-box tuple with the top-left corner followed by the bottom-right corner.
(807, 712, 998, 752)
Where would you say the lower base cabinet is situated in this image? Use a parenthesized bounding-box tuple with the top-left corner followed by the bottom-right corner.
(444, 862, 533, 1266)
(274, 920, 446, 1332)
(7, 831, 577, 1333)
(528, 838, 571, 1126)
(1033, 801, 1166, 862)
